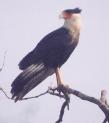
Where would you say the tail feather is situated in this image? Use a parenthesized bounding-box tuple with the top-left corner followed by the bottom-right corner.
(11, 63, 54, 102)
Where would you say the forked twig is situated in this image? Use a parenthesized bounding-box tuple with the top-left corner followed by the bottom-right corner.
(0, 87, 12, 99)
(0, 87, 48, 101)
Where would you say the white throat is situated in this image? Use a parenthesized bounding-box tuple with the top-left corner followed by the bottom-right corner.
(63, 14, 82, 34)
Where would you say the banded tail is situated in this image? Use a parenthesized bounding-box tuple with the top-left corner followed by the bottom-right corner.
(11, 63, 54, 102)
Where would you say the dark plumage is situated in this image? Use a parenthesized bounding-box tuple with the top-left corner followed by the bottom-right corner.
(64, 8, 81, 14)
(11, 8, 81, 102)
(19, 27, 78, 69)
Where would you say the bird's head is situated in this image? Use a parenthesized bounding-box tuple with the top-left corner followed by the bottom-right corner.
(60, 8, 82, 31)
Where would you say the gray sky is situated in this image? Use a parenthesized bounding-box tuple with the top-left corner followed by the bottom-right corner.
(0, 0, 109, 123)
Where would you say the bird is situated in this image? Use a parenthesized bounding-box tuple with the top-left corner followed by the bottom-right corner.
(11, 8, 82, 102)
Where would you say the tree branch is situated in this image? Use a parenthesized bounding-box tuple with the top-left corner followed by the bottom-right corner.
(48, 86, 109, 123)
(0, 87, 48, 101)
(51, 85, 70, 123)
(0, 85, 109, 123)
(0, 51, 7, 71)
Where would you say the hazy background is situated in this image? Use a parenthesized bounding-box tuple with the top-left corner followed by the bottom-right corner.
(0, 0, 109, 123)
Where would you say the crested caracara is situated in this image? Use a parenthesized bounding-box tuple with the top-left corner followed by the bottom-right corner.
(11, 8, 82, 102)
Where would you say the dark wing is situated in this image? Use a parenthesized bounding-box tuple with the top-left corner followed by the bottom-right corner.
(19, 27, 72, 70)
(35, 27, 77, 67)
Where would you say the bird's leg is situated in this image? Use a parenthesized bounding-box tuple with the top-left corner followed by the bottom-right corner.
(55, 67, 69, 99)
(55, 67, 64, 86)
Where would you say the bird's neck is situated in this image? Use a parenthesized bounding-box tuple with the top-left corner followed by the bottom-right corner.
(63, 18, 81, 39)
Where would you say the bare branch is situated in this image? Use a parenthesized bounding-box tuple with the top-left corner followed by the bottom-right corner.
(0, 51, 7, 72)
(50, 85, 70, 123)
(21, 90, 48, 100)
(60, 86, 109, 122)
(0, 87, 48, 101)
(56, 99, 69, 123)
(0, 85, 109, 123)
(100, 90, 109, 123)
(0, 87, 12, 100)
(48, 86, 109, 123)
(100, 90, 109, 108)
